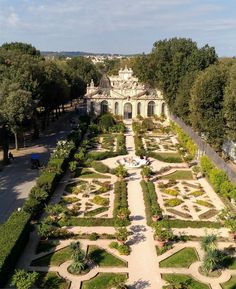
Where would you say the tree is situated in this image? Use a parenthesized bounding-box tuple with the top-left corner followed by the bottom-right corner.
(148, 38, 217, 111)
(1, 42, 40, 56)
(11, 270, 39, 289)
(190, 64, 228, 149)
(0, 82, 34, 149)
(99, 113, 115, 131)
(67, 56, 101, 93)
(174, 72, 197, 124)
(223, 63, 236, 141)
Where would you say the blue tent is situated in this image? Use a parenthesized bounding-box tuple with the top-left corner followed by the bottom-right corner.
(31, 153, 40, 160)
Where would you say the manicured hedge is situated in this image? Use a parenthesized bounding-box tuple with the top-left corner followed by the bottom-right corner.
(134, 134, 145, 156)
(171, 122, 197, 160)
(113, 180, 129, 222)
(87, 151, 119, 160)
(0, 119, 88, 286)
(160, 219, 221, 229)
(200, 155, 236, 203)
(59, 217, 115, 227)
(116, 134, 127, 155)
(0, 211, 31, 286)
(140, 180, 162, 226)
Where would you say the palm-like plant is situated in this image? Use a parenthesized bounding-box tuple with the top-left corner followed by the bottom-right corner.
(202, 249, 221, 273)
(70, 259, 85, 272)
(201, 234, 217, 252)
(200, 234, 224, 274)
(69, 241, 87, 273)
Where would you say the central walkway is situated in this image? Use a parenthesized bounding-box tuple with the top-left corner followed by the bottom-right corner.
(125, 122, 161, 289)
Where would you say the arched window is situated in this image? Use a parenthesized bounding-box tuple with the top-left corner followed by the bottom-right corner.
(115, 102, 119, 115)
(101, 100, 108, 114)
(137, 102, 141, 115)
(147, 101, 155, 117)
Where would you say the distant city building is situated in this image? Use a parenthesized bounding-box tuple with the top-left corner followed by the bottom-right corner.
(85, 67, 168, 119)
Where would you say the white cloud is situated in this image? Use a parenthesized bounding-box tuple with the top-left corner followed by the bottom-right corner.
(7, 12, 19, 27)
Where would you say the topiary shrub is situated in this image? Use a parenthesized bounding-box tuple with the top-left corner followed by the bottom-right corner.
(89, 233, 99, 241)
(91, 161, 110, 173)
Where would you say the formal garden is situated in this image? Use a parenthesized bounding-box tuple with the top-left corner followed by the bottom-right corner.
(4, 115, 236, 289)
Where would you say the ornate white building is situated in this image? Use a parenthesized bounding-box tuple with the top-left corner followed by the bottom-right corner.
(85, 67, 168, 119)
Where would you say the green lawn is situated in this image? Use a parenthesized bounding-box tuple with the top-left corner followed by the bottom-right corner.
(88, 245, 127, 267)
(81, 273, 128, 289)
(149, 152, 183, 163)
(161, 170, 193, 180)
(160, 248, 199, 268)
(31, 247, 72, 266)
(76, 168, 111, 179)
(36, 272, 70, 289)
(162, 274, 210, 289)
(221, 276, 236, 289)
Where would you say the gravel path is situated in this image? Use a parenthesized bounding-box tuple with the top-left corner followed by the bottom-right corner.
(125, 123, 161, 289)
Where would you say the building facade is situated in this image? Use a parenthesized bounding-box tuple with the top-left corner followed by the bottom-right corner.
(85, 67, 168, 119)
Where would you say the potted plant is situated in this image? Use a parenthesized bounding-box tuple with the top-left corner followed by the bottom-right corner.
(116, 208, 130, 220)
(151, 206, 162, 222)
(153, 223, 173, 248)
(115, 227, 129, 244)
(141, 165, 153, 181)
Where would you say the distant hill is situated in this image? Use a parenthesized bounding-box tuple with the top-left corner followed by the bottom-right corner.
(41, 51, 139, 58)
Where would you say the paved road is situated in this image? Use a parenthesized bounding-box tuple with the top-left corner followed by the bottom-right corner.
(0, 111, 77, 223)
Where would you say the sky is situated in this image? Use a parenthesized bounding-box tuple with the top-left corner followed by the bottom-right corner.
(0, 0, 236, 56)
